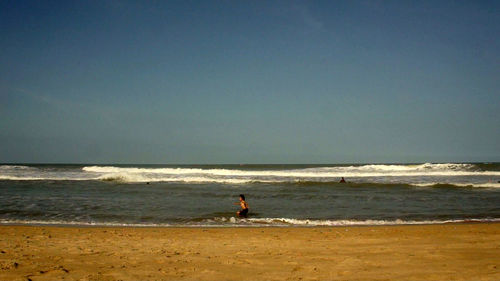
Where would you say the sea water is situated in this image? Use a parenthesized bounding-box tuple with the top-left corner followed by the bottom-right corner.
(0, 163, 499, 227)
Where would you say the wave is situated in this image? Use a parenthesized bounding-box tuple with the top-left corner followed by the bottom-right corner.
(243, 217, 500, 226)
(96, 174, 258, 184)
(82, 163, 500, 178)
(2, 175, 499, 188)
(2, 217, 499, 227)
(414, 182, 500, 189)
(0, 165, 38, 171)
(1, 163, 499, 188)
(0, 175, 93, 181)
(0, 219, 173, 227)
(81, 164, 500, 187)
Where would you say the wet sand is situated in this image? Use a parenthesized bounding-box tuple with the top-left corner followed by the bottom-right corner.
(0, 223, 499, 280)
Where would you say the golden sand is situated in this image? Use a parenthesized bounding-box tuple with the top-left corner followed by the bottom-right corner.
(0, 223, 499, 280)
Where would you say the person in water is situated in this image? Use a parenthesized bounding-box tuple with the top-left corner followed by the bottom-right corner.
(339, 177, 346, 183)
(234, 194, 249, 217)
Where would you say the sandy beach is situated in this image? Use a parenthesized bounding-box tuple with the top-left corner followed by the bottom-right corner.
(0, 223, 498, 280)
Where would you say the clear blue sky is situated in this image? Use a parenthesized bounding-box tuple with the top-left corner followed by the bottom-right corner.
(1, 0, 499, 164)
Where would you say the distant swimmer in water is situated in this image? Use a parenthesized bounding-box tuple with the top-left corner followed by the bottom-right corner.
(234, 194, 249, 217)
(339, 177, 346, 183)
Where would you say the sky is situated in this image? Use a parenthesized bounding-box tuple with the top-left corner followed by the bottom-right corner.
(0, 0, 499, 164)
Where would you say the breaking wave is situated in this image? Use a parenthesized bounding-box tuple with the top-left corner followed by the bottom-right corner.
(242, 217, 500, 226)
(3, 217, 499, 227)
(82, 163, 496, 177)
(1, 163, 499, 188)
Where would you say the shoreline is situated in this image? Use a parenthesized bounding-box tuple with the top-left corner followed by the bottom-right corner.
(0, 215, 500, 228)
(1, 223, 499, 280)
(1, 218, 499, 228)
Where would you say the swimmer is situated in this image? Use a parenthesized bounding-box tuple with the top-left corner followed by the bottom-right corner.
(234, 194, 249, 217)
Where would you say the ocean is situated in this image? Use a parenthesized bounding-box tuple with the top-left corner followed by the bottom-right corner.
(1, 163, 499, 227)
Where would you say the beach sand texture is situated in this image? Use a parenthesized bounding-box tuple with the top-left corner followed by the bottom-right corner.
(0, 224, 499, 280)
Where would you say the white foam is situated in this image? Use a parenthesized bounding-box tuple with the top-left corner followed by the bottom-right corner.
(0, 219, 172, 227)
(244, 217, 500, 226)
(0, 175, 95, 181)
(413, 182, 500, 188)
(79, 164, 500, 185)
(457, 182, 500, 188)
(1, 164, 499, 186)
(96, 173, 258, 184)
(82, 164, 500, 178)
(2, 217, 498, 227)
(0, 165, 36, 170)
